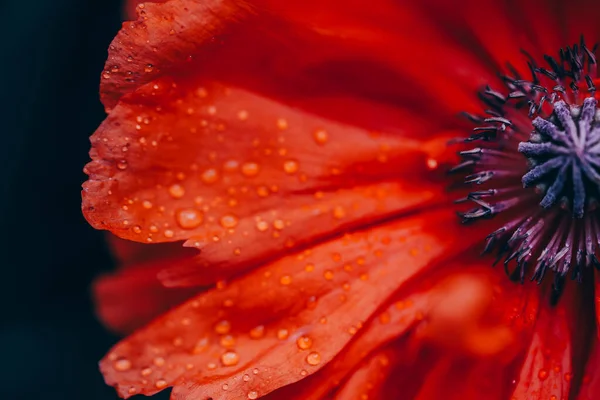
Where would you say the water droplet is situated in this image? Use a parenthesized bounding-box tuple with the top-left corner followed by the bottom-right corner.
(256, 220, 269, 232)
(220, 351, 240, 366)
(300, 369, 308, 376)
(141, 367, 152, 376)
(128, 387, 137, 395)
(426, 158, 438, 170)
(169, 184, 185, 199)
(273, 219, 285, 230)
(220, 214, 239, 229)
(238, 110, 249, 120)
(153, 357, 165, 367)
(201, 168, 219, 184)
(132, 225, 142, 234)
(164, 229, 174, 238)
(223, 160, 239, 171)
(538, 369, 548, 380)
(247, 391, 258, 399)
(296, 336, 313, 350)
(144, 64, 154, 73)
(306, 296, 318, 310)
(249, 325, 265, 339)
(313, 129, 328, 145)
(280, 275, 292, 285)
(277, 118, 288, 130)
(114, 358, 132, 371)
(220, 335, 236, 348)
(193, 337, 209, 354)
(283, 160, 299, 174)
(176, 208, 203, 229)
(155, 379, 167, 389)
(332, 206, 346, 219)
(277, 329, 289, 340)
(243, 374, 251, 382)
(241, 162, 260, 177)
(215, 320, 231, 334)
(323, 270, 334, 280)
(306, 352, 321, 366)
(305, 263, 315, 272)
(222, 383, 229, 390)
(116, 160, 128, 170)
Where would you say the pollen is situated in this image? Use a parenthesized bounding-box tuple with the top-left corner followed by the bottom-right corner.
(453, 37, 600, 301)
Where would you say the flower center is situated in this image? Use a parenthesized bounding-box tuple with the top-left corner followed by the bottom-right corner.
(453, 38, 600, 301)
(520, 98, 600, 218)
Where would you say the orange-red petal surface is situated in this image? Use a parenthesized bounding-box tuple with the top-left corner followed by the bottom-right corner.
(100, 209, 488, 399)
(83, 79, 454, 286)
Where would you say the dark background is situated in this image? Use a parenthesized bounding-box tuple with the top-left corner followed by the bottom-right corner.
(0, 0, 168, 398)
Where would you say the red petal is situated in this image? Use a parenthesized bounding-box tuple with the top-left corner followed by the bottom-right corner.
(99, 209, 487, 399)
(94, 255, 200, 334)
(331, 347, 397, 400)
(509, 294, 574, 400)
(83, 79, 454, 285)
(101, 0, 497, 119)
(577, 340, 600, 400)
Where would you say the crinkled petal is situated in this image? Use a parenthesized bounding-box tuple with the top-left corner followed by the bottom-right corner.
(100, 209, 488, 399)
(102, 0, 499, 120)
(83, 79, 453, 285)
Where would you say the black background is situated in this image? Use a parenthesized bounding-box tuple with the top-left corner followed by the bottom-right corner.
(0, 0, 168, 398)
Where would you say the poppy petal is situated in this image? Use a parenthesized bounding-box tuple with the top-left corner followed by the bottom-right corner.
(510, 296, 573, 400)
(102, 0, 497, 122)
(100, 209, 487, 399)
(331, 347, 396, 400)
(83, 79, 453, 285)
(94, 256, 200, 334)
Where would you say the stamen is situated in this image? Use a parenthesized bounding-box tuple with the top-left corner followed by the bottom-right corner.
(453, 37, 600, 301)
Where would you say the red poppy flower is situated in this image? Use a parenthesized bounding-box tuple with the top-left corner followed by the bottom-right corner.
(82, 0, 600, 399)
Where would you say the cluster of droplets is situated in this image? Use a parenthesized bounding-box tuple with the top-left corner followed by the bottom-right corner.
(453, 37, 600, 300)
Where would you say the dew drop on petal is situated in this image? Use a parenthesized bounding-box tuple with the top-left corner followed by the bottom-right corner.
(169, 184, 185, 199)
(313, 129, 328, 145)
(283, 160, 299, 174)
(201, 168, 219, 184)
(241, 162, 260, 177)
(256, 220, 269, 232)
(306, 352, 321, 366)
(114, 358, 132, 371)
(153, 357, 165, 367)
(215, 320, 231, 334)
(155, 379, 167, 389)
(116, 160, 128, 170)
(249, 325, 265, 339)
(247, 391, 258, 399)
(280, 275, 292, 285)
(176, 208, 203, 229)
(277, 329, 289, 340)
(220, 351, 240, 366)
(296, 336, 313, 350)
(332, 206, 346, 219)
(243, 374, 251, 382)
(141, 367, 152, 376)
(220, 214, 239, 229)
